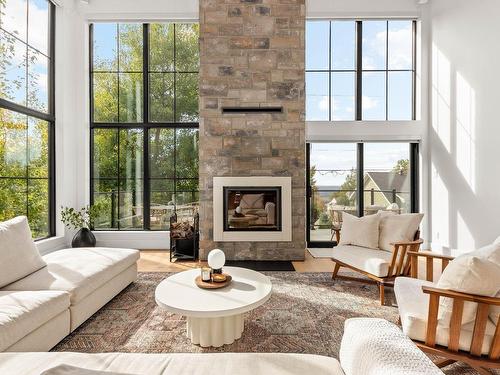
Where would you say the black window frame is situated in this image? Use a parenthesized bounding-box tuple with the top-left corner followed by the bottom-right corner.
(306, 141, 419, 248)
(89, 22, 199, 231)
(306, 19, 417, 121)
(0, 0, 56, 240)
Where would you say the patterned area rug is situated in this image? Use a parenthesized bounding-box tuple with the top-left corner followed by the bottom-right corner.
(53, 272, 486, 374)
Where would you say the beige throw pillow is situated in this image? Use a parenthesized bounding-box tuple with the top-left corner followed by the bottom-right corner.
(339, 212, 381, 249)
(466, 242, 500, 323)
(378, 213, 424, 252)
(239, 194, 264, 209)
(0, 216, 47, 288)
(436, 255, 500, 325)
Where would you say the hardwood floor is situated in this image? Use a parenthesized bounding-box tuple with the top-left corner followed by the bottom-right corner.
(138, 250, 333, 273)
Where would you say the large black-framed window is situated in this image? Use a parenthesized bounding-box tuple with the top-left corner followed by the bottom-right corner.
(306, 19, 416, 121)
(90, 22, 199, 231)
(0, 0, 56, 239)
(306, 142, 419, 247)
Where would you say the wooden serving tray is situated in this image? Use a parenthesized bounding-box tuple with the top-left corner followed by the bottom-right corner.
(195, 274, 232, 289)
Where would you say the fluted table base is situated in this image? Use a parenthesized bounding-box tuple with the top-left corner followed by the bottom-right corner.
(187, 314, 245, 347)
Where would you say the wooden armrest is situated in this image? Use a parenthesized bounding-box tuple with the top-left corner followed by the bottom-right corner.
(390, 239, 424, 246)
(409, 250, 454, 282)
(422, 286, 500, 306)
(407, 250, 454, 261)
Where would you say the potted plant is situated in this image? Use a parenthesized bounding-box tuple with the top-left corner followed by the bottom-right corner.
(61, 205, 98, 248)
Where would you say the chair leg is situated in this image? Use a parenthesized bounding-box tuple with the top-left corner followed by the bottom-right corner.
(332, 263, 341, 280)
(378, 283, 385, 305)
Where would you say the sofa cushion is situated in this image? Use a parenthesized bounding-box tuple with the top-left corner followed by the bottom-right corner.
(332, 245, 393, 277)
(378, 213, 423, 252)
(41, 364, 133, 375)
(2, 248, 139, 305)
(0, 290, 70, 351)
(0, 216, 47, 288)
(436, 256, 500, 325)
(340, 318, 442, 375)
(0, 352, 343, 375)
(395, 277, 497, 355)
(338, 213, 380, 249)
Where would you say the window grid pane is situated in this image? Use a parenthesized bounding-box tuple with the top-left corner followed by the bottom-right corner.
(0, 0, 54, 239)
(305, 19, 415, 122)
(91, 22, 199, 231)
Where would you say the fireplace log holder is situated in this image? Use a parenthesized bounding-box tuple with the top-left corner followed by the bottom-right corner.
(169, 211, 199, 261)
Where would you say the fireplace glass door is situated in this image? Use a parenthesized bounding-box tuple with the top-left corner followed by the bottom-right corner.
(223, 187, 281, 231)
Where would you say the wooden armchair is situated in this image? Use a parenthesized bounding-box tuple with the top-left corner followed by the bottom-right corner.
(331, 229, 423, 305)
(395, 251, 500, 374)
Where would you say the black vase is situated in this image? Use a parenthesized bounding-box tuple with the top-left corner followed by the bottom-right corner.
(72, 228, 96, 248)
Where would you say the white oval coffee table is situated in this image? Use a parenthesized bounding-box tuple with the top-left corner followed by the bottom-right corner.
(155, 266, 272, 347)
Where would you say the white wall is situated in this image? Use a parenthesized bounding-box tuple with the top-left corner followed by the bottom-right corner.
(428, 0, 500, 252)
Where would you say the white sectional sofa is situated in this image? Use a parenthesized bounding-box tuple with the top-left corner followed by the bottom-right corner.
(0, 318, 442, 375)
(0, 216, 139, 352)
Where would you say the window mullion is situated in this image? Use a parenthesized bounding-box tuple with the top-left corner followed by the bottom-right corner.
(143, 24, 151, 230)
(357, 142, 364, 217)
(355, 21, 362, 121)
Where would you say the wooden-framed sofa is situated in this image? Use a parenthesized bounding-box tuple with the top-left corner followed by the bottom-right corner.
(331, 225, 423, 305)
(395, 250, 500, 374)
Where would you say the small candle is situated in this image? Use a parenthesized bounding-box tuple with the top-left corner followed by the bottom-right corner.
(201, 267, 211, 282)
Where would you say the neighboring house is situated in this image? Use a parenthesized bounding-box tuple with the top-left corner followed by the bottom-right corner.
(363, 171, 410, 210)
(344, 171, 411, 211)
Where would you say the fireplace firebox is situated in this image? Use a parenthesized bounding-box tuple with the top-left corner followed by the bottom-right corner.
(223, 187, 281, 231)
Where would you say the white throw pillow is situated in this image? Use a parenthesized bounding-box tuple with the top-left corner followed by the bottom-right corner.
(466, 242, 500, 322)
(339, 212, 381, 249)
(378, 213, 424, 252)
(436, 255, 500, 325)
(0, 216, 47, 288)
(468, 242, 500, 265)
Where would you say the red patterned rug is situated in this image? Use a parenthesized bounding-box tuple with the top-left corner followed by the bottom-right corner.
(52, 272, 484, 374)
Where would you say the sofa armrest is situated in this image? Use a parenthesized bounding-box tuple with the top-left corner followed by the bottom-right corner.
(421, 286, 500, 357)
(421, 286, 500, 306)
(339, 318, 443, 375)
(408, 251, 454, 281)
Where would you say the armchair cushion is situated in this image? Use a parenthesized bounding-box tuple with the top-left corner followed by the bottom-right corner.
(378, 213, 423, 252)
(0, 216, 47, 288)
(394, 277, 497, 355)
(338, 213, 380, 249)
(436, 256, 500, 325)
(332, 245, 394, 277)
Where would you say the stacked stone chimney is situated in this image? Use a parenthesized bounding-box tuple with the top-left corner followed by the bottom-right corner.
(198, 0, 306, 260)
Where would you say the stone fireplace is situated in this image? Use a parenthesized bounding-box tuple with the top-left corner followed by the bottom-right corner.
(198, 0, 305, 260)
(213, 176, 292, 242)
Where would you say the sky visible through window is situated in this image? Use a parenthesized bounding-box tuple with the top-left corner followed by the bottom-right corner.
(0, 0, 50, 111)
(306, 20, 414, 121)
(311, 143, 409, 187)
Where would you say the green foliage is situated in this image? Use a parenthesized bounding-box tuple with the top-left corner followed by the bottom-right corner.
(393, 159, 409, 175)
(60, 205, 101, 230)
(330, 169, 357, 206)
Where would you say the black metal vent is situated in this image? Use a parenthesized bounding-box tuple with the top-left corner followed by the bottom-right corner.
(221, 106, 283, 114)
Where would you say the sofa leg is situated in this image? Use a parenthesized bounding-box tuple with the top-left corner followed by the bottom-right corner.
(332, 263, 341, 280)
(379, 283, 385, 305)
